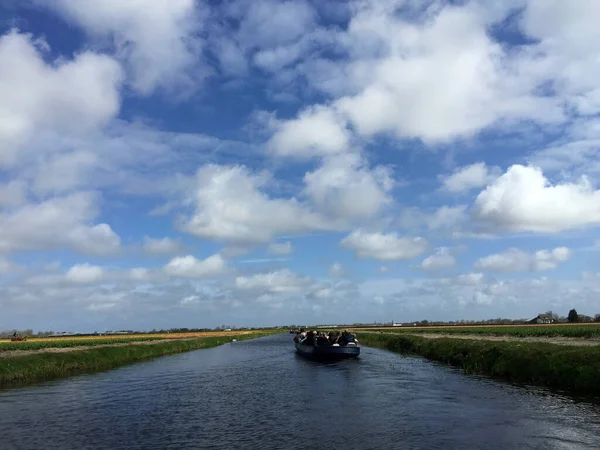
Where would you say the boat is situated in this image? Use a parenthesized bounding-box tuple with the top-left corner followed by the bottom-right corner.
(295, 341, 360, 361)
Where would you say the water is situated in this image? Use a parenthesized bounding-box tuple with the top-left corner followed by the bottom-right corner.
(1, 334, 599, 450)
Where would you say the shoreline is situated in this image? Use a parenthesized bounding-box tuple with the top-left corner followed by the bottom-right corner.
(0, 332, 273, 390)
(357, 332, 600, 397)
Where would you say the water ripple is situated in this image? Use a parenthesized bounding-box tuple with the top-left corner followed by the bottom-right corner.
(1, 334, 599, 450)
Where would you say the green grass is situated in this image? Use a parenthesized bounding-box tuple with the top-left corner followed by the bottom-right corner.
(0, 337, 166, 352)
(0, 332, 274, 389)
(357, 332, 600, 396)
(367, 324, 600, 338)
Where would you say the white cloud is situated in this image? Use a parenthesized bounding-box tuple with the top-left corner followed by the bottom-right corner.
(267, 241, 293, 255)
(222, 0, 326, 76)
(130, 268, 150, 281)
(0, 192, 121, 256)
(442, 162, 500, 193)
(0, 30, 122, 166)
(473, 165, 600, 233)
(65, 263, 104, 284)
(326, 3, 563, 144)
(212, 37, 248, 76)
(427, 205, 468, 230)
(378, 266, 389, 273)
(303, 153, 393, 222)
(38, 0, 204, 95)
(522, 0, 600, 115)
(396, 205, 469, 234)
(527, 119, 600, 178)
(455, 272, 485, 286)
(182, 164, 335, 244)
(341, 230, 429, 261)
(0, 257, 18, 274)
(31, 151, 98, 196)
(329, 262, 344, 277)
(0, 180, 27, 208)
(234, 0, 316, 50)
(474, 247, 572, 273)
(164, 254, 227, 278)
(268, 106, 350, 158)
(235, 269, 311, 294)
(143, 237, 185, 256)
(416, 247, 457, 273)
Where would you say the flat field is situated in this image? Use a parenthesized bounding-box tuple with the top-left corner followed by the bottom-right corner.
(0, 330, 271, 353)
(0, 331, 276, 388)
(351, 323, 600, 339)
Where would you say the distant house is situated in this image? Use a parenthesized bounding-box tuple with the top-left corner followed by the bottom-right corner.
(527, 314, 556, 324)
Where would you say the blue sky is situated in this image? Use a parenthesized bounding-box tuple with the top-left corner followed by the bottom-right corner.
(1, 0, 600, 332)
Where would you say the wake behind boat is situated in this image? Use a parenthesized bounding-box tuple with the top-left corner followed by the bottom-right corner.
(293, 329, 360, 361)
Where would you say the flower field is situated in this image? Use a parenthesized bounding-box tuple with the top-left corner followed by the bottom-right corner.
(0, 330, 270, 352)
(0, 331, 276, 388)
(353, 323, 600, 338)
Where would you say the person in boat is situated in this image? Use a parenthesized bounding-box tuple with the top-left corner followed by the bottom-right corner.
(327, 332, 336, 344)
(299, 330, 310, 345)
(293, 331, 300, 343)
(339, 330, 358, 346)
(316, 333, 327, 346)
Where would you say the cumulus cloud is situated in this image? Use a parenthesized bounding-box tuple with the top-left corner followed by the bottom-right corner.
(164, 254, 228, 278)
(65, 263, 104, 284)
(37, 0, 204, 95)
(268, 106, 350, 159)
(474, 247, 572, 272)
(522, 0, 600, 115)
(234, 0, 316, 50)
(218, 0, 328, 76)
(0, 192, 121, 256)
(442, 162, 500, 193)
(272, 0, 600, 151)
(267, 241, 293, 255)
(303, 153, 393, 222)
(341, 230, 429, 261)
(473, 165, 600, 233)
(143, 236, 185, 256)
(0, 30, 122, 166)
(182, 164, 336, 244)
(416, 247, 457, 273)
(308, 2, 562, 144)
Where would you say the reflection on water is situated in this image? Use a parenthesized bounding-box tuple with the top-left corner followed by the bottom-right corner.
(1, 334, 599, 450)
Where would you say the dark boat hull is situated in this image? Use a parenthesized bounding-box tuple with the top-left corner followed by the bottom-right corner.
(295, 342, 360, 360)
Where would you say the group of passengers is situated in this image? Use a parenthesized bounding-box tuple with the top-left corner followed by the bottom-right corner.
(293, 328, 358, 347)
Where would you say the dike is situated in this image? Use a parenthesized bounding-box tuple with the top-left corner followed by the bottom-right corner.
(357, 332, 600, 397)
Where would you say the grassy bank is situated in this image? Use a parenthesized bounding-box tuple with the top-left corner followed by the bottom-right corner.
(0, 332, 274, 389)
(357, 332, 600, 396)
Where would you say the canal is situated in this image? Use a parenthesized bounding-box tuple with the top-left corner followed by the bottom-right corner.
(1, 334, 599, 449)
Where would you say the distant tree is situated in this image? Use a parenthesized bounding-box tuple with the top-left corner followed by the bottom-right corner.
(568, 309, 579, 323)
(595, 314, 600, 323)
